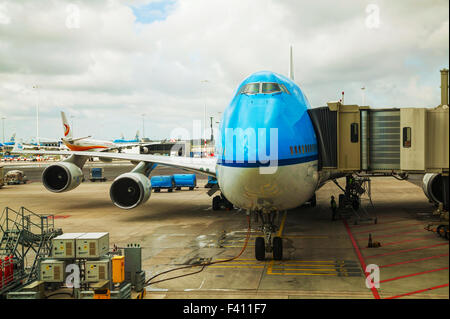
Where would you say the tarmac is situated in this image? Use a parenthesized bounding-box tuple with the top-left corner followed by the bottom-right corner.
(0, 162, 448, 299)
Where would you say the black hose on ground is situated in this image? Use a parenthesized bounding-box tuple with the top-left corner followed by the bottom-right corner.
(144, 215, 252, 287)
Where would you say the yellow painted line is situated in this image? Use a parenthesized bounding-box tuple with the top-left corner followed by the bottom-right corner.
(267, 260, 274, 274)
(268, 272, 338, 276)
(215, 258, 258, 261)
(210, 263, 265, 266)
(222, 245, 255, 248)
(283, 236, 329, 239)
(277, 211, 287, 237)
(272, 260, 335, 263)
(208, 265, 265, 269)
(271, 264, 336, 267)
(271, 268, 338, 272)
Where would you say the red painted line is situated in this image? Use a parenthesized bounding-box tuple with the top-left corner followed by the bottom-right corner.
(384, 283, 449, 299)
(350, 219, 406, 228)
(343, 220, 380, 299)
(361, 236, 435, 250)
(379, 253, 449, 268)
(365, 242, 449, 259)
(356, 229, 423, 240)
(380, 267, 449, 284)
(353, 222, 424, 235)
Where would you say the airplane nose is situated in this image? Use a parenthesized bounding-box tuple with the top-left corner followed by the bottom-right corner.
(217, 160, 318, 211)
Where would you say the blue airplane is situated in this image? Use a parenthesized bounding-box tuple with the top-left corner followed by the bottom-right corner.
(15, 66, 330, 260)
(113, 131, 140, 144)
(2, 133, 16, 146)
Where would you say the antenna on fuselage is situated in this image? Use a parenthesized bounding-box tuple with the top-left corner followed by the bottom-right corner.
(288, 45, 294, 81)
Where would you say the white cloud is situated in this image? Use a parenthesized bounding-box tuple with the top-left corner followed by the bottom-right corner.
(0, 0, 448, 141)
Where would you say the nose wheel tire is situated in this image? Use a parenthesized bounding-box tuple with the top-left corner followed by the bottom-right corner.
(255, 237, 265, 261)
(273, 236, 283, 260)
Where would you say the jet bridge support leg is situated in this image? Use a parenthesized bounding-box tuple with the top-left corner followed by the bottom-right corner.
(332, 175, 376, 224)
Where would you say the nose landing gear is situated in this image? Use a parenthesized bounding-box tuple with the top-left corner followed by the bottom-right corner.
(254, 211, 283, 261)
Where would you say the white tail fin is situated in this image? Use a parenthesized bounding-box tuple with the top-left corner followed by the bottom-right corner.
(61, 111, 72, 139)
(12, 139, 23, 153)
(135, 130, 140, 140)
(288, 45, 294, 81)
(10, 133, 16, 142)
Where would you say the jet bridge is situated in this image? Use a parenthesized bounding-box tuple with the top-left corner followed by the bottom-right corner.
(309, 103, 448, 173)
(308, 68, 449, 211)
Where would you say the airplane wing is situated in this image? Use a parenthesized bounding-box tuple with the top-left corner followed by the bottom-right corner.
(14, 149, 217, 176)
(65, 136, 92, 143)
(111, 143, 142, 150)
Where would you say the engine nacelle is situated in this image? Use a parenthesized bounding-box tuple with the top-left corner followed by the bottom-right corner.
(99, 157, 113, 163)
(422, 173, 443, 204)
(42, 162, 83, 193)
(110, 172, 151, 209)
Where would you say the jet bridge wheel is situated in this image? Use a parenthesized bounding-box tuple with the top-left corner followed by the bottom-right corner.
(273, 237, 283, 261)
(437, 225, 446, 238)
(212, 196, 221, 211)
(255, 237, 265, 261)
(310, 194, 317, 207)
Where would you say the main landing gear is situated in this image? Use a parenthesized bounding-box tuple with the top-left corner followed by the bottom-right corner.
(253, 211, 283, 261)
(212, 194, 234, 211)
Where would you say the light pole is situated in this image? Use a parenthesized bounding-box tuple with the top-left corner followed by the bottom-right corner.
(200, 80, 209, 157)
(361, 86, 366, 106)
(141, 113, 145, 140)
(1, 116, 5, 144)
(33, 85, 40, 147)
(209, 116, 213, 141)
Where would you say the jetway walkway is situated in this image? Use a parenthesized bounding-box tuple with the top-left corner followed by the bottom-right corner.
(308, 69, 449, 213)
(308, 103, 448, 174)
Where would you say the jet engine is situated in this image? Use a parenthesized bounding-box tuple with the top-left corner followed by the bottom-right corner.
(42, 162, 83, 193)
(99, 157, 113, 163)
(422, 173, 444, 204)
(110, 172, 151, 209)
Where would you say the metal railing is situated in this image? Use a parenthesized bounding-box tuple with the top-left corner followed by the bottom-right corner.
(0, 207, 62, 295)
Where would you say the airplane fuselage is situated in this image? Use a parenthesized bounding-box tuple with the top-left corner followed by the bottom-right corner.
(62, 138, 116, 152)
(216, 71, 320, 211)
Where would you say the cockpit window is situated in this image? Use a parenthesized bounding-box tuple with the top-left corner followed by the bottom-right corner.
(239, 82, 290, 96)
(240, 83, 260, 95)
(262, 83, 281, 94)
(279, 84, 290, 94)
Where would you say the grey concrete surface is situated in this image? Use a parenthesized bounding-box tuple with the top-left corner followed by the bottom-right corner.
(0, 167, 448, 299)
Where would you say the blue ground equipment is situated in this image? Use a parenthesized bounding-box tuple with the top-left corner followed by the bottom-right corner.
(173, 174, 197, 190)
(205, 176, 218, 188)
(89, 167, 106, 182)
(151, 175, 175, 192)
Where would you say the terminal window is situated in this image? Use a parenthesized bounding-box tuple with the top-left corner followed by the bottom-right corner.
(350, 123, 359, 143)
(403, 127, 412, 148)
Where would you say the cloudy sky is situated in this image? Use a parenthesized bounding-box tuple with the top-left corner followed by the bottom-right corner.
(0, 0, 448, 142)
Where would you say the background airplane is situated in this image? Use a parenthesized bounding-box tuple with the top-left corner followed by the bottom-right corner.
(2, 133, 16, 146)
(113, 131, 140, 144)
(60, 111, 118, 152)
